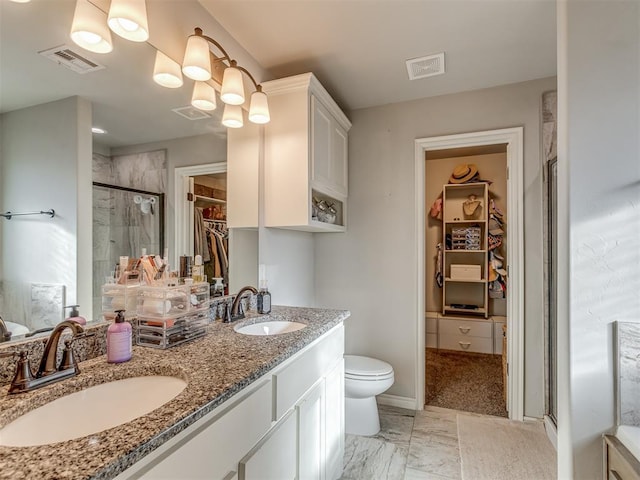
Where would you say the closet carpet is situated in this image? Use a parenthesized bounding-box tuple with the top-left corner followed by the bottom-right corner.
(426, 348, 507, 418)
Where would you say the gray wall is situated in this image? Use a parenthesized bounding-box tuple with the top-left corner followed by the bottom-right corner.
(315, 76, 556, 417)
(0, 96, 92, 327)
(557, 1, 640, 477)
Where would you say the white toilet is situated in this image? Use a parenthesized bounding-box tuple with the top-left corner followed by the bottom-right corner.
(344, 355, 394, 436)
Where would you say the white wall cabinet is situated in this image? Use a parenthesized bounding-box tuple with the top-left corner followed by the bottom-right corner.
(262, 73, 351, 232)
(116, 324, 345, 480)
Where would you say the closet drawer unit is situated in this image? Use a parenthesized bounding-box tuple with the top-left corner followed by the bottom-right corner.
(439, 317, 492, 339)
(426, 314, 438, 348)
(439, 334, 493, 354)
(493, 320, 506, 354)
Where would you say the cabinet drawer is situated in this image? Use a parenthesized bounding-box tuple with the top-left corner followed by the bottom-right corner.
(426, 333, 438, 349)
(439, 334, 493, 354)
(274, 324, 344, 420)
(439, 318, 492, 338)
(605, 435, 640, 480)
(426, 316, 438, 334)
(139, 379, 273, 479)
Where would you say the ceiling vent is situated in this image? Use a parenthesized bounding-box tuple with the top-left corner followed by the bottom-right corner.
(406, 52, 445, 80)
(39, 45, 104, 74)
(172, 106, 212, 121)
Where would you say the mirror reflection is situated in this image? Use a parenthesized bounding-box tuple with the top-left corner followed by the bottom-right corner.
(0, 0, 258, 342)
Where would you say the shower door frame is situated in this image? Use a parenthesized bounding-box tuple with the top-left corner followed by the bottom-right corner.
(92, 182, 165, 254)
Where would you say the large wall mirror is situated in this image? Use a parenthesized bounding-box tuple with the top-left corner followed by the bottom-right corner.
(0, 0, 259, 342)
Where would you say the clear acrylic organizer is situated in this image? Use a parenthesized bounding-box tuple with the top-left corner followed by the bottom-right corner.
(136, 310, 210, 349)
(102, 284, 140, 321)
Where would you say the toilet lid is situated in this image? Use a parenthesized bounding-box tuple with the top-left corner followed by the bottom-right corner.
(344, 355, 393, 376)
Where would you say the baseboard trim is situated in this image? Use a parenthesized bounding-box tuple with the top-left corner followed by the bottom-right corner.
(377, 394, 418, 410)
(543, 415, 558, 451)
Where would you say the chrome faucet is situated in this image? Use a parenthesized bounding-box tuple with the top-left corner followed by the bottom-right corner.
(0, 315, 12, 343)
(8, 320, 89, 394)
(229, 286, 258, 321)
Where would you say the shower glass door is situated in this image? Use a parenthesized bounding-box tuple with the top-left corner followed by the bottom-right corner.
(547, 158, 558, 425)
(92, 183, 164, 321)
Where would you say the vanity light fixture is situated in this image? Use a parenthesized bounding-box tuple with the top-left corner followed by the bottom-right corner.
(153, 50, 183, 88)
(70, 0, 113, 54)
(174, 27, 270, 125)
(107, 0, 149, 42)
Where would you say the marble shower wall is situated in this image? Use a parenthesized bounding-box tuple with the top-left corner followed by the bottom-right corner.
(92, 150, 166, 321)
(617, 321, 640, 426)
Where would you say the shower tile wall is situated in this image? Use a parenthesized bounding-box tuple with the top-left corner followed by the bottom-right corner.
(617, 321, 640, 426)
(92, 150, 166, 321)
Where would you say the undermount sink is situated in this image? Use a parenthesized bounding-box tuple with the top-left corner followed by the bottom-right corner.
(0, 375, 186, 447)
(234, 321, 306, 336)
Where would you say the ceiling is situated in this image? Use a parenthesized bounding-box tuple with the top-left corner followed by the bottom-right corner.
(0, 0, 556, 149)
(200, 0, 557, 112)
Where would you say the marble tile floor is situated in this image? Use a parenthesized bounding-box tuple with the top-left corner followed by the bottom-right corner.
(341, 404, 531, 480)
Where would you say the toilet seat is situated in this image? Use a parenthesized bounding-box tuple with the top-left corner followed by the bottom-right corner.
(344, 355, 393, 380)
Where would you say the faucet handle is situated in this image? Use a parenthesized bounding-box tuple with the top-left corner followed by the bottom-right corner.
(8, 351, 35, 394)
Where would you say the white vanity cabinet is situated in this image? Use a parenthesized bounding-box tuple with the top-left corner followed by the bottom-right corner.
(116, 324, 345, 480)
(262, 73, 351, 232)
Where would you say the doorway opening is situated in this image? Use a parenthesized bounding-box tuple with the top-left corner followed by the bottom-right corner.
(415, 127, 524, 421)
(424, 145, 508, 417)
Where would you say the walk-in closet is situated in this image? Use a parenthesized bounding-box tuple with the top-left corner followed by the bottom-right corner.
(425, 145, 509, 417)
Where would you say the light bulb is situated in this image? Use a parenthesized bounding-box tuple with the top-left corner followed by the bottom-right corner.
(108, 0, 149, 42)
(220, 65, 245, 105)
(248, 90, 270, 124)
(182, 33, 211, 81)
(222, 104, 243, 128)
(191, 82, 217, 111)
(153, 51, 183, 88)
(70, 0, 113, 54)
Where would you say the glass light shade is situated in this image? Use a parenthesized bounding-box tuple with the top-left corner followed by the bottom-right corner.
(248, 90, 270, 124)
(182, 34, 212, 81)
(222, 104, 243, 128)
(191, 82, 217, 111)
(108, 0, 149, 42)
(153, 51, 183, 88)
(220, 67, 245, 105)
(70, 0, 113, 54)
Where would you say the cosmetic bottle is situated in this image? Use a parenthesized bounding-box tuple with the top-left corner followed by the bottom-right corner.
(192, 255, 204, 283)
(107, 310, 132, 363)
(213, 278, 224, 297)
(257, 283, 271, 314)
(64, 305, 87, 325)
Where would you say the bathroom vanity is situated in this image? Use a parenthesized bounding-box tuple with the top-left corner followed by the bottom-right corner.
(0, 306, 349, 480)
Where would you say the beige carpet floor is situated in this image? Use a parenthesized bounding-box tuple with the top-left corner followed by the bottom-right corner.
(426, 348, 507, 417)
(457, 414, 557, 480)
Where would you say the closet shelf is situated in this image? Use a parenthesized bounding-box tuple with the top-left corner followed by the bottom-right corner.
(445, 249, 487, 253)
(444, 219, 487, 224)
(195, 195, 226, 205)
(444, 278, 486, 283)
(444, 306, 487, 315)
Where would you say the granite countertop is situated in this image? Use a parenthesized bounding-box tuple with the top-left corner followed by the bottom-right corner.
(0, 306, 349, 480)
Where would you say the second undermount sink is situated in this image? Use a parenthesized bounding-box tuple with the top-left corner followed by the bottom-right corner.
(0, 375, 186, 447)
(235, 321, 306, 336)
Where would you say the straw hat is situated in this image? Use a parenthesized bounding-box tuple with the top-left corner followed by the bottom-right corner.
(449, 164, 479, 184)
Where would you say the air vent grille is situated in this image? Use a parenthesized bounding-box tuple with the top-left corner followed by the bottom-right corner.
(39, 45, 104, 74)
(172, 106, 212, 121)
(406, 52, 445, 80)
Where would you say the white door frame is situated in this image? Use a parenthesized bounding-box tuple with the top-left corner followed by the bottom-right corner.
(414, 127, 524, 421)
(174, 163, 227, 268)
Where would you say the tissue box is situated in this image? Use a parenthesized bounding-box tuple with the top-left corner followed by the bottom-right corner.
(450, 264, 482, 281)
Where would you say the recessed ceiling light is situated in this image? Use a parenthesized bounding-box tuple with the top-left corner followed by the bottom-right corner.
(92, 127, 107, 134)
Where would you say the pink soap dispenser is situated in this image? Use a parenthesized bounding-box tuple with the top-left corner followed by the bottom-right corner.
(107, 310, 132, 363)
(65, 305, 87, 325)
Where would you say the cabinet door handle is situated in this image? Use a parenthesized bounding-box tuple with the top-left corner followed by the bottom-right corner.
(459, 327, 471, 334)
(459, 341, 471, 349)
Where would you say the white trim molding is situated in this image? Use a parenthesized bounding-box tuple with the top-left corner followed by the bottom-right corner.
(377, 393, 419, 411)
(174, 163, 227, 269)
(414, 127, 525, 421)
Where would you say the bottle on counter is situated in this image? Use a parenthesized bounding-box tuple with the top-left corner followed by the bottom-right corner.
(64, 304, 87, 325)
(257, 281, 271, 315)
(192, 255, 204, 283)
(107, 310, 132, 363)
